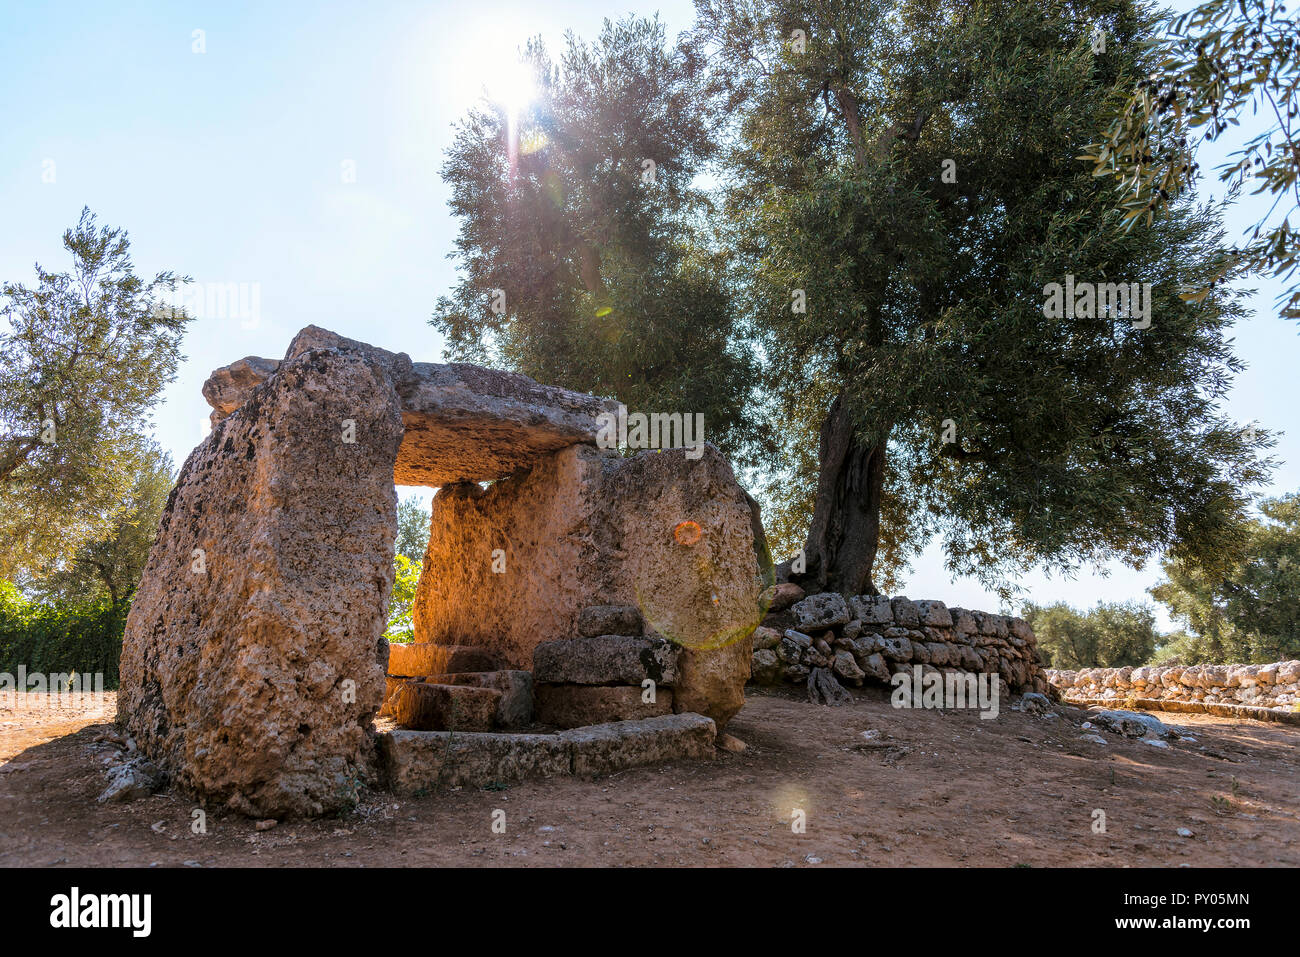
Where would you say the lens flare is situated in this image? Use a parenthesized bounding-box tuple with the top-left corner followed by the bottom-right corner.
(674, 520, 703, 546)
(634, 518, 776, 652)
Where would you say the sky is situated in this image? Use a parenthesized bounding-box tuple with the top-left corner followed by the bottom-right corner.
(1, 0, 1295, 627)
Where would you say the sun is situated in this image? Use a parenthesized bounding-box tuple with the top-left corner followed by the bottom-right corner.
(484, 55, 536, 118)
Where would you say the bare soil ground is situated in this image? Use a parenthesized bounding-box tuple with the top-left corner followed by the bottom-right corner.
(2, 687, 1297, 867)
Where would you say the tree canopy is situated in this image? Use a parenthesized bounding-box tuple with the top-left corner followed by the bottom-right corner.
(24, 442, 173, 608)
(0, 209, 191, 580)
(689, 0, 1271, 596)
(1151, 491, 1300, 663)
(1088, 0, 1300, 318)
(1021, 599, 1161, 669)
(431, 16, 764, 466)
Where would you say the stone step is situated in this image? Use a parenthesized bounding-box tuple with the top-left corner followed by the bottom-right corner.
(532, 634, 678, 686)
(424, 671, 533, 729)
(389, 682, 500, 732)
(387, 642, 500, 678)
(381, 713, 717, 791)
(535, 683, 673, 729)
(378, 676, 415, 718)
(576, 604, 643, 638)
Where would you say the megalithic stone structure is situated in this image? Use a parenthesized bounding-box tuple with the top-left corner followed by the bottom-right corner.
(119, 326, 769, 817)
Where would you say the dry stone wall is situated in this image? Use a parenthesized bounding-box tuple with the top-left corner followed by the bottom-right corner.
(750, 590, 1049, 695)
(1048, 662, 1300, 713)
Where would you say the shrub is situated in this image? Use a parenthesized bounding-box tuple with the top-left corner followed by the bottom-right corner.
(0, 580, 128, 686)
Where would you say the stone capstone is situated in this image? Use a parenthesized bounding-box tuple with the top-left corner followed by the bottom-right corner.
(202, 324, 618, 487)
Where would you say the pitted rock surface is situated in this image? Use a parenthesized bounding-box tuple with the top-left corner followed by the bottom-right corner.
(119, 347, 402, 817)
(202, 324, 617, 486)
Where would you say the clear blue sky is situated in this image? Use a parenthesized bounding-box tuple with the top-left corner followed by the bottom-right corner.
(2, 0, 1294, 626)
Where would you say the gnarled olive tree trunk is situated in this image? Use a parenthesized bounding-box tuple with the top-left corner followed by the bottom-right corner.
(797, 393, 886, 596)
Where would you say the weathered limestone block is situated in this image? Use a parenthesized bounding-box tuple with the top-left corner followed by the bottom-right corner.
(880, 635, 914, 661)
(767, 582, 805, 612)
(203, 325, 618, 487)
(119, 347, 402, 817)
(388, 642, 499, 677)
(382, 730, 571, 791)
(891, 597, 921, 627)
(914, 600, 953, 628)
(567, 714, 716, 776)
(413, 443, 768, 729)
(379, 676, 415, 717)
(832, 649, 866, 684)
(750, 648, 782, 685)
(975, 612, 1009, 638)
(391, 682, 500, 732)
(861, 652, 891, 683)
(535, 684, 674, 728)
(950, 607, 978, 636)
(791, 592, 851, 631)
(532, 635, 678, 686)
(577, 605, 643, 638)
(383, 714, 716, 791)
(851, 595, 894, 625)
(424, 671, 534, 729)
(675, 634, 753, 728)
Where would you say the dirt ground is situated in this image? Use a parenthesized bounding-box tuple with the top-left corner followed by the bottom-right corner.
(1, 686, 1297, 867)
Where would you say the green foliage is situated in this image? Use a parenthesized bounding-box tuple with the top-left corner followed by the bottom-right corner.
(1147, 628, 1222, 665)
(1151, 491, 1300, 662)
(1087, 0, 1300, 317)
(385, 494, 430, 642)
(1021, 599, 1161, 669)
(0, 208, 192, 580)
(431, 16, 765, 468)
(385, 553, 421, 643)
(25, 442, 173, 607)
(0, 580, 127, 685)
(692, 0, 1271, 595)
(395, 494, 430, 564)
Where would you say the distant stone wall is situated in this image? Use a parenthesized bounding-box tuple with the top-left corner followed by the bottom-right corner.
(1048, 662, 1300, 712)
(750, 590, 1049, 695)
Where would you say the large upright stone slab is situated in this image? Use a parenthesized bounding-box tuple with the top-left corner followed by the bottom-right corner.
(119, 347, 403, 817)
(413, 443, 770, 729)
